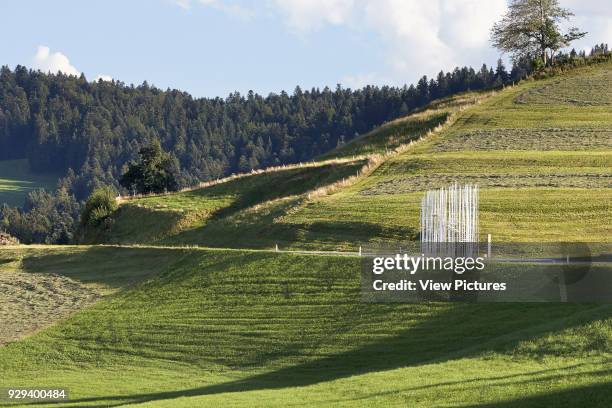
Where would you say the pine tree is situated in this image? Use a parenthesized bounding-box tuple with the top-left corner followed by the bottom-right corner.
(495, 58, 509, 85)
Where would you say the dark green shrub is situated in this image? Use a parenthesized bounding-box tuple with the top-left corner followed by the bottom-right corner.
(80, 187, 118, 227)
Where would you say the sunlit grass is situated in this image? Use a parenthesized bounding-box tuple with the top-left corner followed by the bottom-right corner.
(0, 159, 58, 207)
(1, 247, 610, 407)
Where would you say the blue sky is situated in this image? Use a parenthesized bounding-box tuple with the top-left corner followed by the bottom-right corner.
(0, 0, 609, 97)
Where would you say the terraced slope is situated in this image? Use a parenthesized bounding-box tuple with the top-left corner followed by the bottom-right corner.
(1, 64, 611, 408)
(281, 63, 612, 244)
(88, 63, 612, 249)
(86, 90, 492, 248)
(1, 247, 610, 407)
(83, 159, 367, 245)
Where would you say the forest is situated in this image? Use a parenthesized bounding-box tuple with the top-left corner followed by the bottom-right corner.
(0, 44, 609, 244)
(0, 58, 535, 200)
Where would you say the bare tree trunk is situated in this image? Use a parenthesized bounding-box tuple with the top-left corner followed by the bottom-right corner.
(539, 0, 547, 65)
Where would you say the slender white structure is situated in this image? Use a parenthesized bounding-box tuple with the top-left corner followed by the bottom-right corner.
(421, 183, 479, 256)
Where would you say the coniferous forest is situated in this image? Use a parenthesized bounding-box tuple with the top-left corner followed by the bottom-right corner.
(0, 45, 609, 243)
(0, 58, 534, 200)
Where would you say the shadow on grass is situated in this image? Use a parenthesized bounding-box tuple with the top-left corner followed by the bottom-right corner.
(19, 246, 189, 290)
(170, 216, 419, 250)
(300, 365, 612, 406)
(91, 160, 366, 246)
(7, 248, 611, 407)
(463, 381, 612, 408)
(20, 302, 609, 407)
(37, 368, 611, 408)
(164, 191, 418, 250)
(206, 161, 366, 219)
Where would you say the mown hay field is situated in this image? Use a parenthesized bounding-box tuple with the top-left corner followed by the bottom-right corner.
(1, 246, 610, 407)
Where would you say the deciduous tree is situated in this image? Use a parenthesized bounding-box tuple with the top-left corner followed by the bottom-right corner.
(120, 140, 179, 195)
(491, 0, 586, 66)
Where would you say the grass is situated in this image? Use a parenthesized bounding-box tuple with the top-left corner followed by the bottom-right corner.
(83, 63, 612, 249)
(321, 91, 487, 159)
(88, 92, 491, 248)
(428, 128, 612, 152)
(359, 151, 611, 193)
(83, 160, 365, 244)
(0, 159, 58, 207)
(274, 62, 612, 246)
(282, 188, 611, 245)
(1, 63, 611, 407)
(322, 110, 450, 159)
(0, 247, 610, 407)
(514, 67, 612, 106)
(0, 246, 188, 347)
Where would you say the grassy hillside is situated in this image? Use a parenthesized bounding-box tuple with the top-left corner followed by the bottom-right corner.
(318, 92, 483, 159)
(84, 90, 493, 248)
(280, 63, 612, 245)
(0, 246, 187, 346)
(0, 159, 58, 207)
(83, 159, 366, 244)
(86, 62, 611, 248)
(2, 63, 611, 407)
(1, 247, 610, 407)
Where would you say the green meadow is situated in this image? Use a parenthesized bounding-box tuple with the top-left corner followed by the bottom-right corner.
(278, 63, 612, 247)
(82, 63, 612, 248)
(0, 159, 58, 207)
(1, 246, 611, 407)
(1, 63, 611, 407)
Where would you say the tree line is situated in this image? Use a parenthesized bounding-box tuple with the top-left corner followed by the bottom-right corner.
(1, 57, 529, 201)
(0, 43, 609, 244)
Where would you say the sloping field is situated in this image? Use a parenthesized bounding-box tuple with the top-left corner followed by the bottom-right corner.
(280, 63, 612, 246)
(0, 257, 98, 346)
(85, 63, 612, 249)
(86, 91, 492, 248)
(0, 246, 187, 346)
(0, 247, 610, 407)
(0, 159, 58, 207)
(84, 159, 366, 245)
(514, 67, 612, 105)
(319, 92, 483, 159)
(3, 64, 610, 407)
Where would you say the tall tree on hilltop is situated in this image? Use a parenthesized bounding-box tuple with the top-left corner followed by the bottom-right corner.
(120, 140, 179, 195)
(495, 58, 509, 85)
(491, 0, 586, 66)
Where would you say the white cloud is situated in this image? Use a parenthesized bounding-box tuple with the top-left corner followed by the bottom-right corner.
(32, 45, 80, 76)
(560, 0, 612, 17)
(269, 0, 509, 85)
(438, 0, 507, 49)
(558, 0, 612, 55)
(271, 0, 355, 32)
(171, 0, 607, 89)
(363, 1, 452, 76)
(94, 74, 113, 82)
(174, 0, 254, 19)
(371, 0, 506, 80)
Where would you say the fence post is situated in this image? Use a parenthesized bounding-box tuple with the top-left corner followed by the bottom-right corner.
(487, 234, 492, 258)
(359, 246, 362, 256)
(275, 243, 279, 252)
